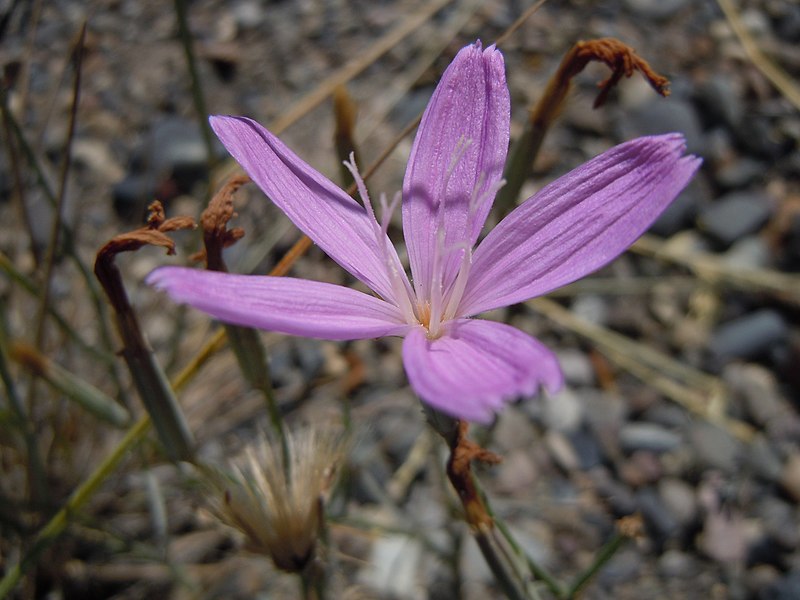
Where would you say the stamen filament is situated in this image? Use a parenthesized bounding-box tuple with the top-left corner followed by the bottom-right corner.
(343, 155, 416, 323)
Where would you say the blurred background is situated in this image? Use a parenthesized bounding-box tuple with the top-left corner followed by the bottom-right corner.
(1, 0, 799, 598)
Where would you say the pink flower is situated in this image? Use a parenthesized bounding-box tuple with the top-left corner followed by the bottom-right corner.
(148, 42, 700, 423)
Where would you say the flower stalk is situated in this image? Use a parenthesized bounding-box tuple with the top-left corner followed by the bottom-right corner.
(94, 202, 196, 462)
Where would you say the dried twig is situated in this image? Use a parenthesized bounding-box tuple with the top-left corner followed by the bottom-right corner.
(497, 37, 671, 213)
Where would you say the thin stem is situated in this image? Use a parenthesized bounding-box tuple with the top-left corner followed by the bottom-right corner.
(173, 0, 216, 174)
(0, 309, 47, 502)
(32, 22, 85, 350)
(565, 532, 626, 599)
(493, 513, 565, 598)
(0, 73, 128, 403)
(474, 529, 530, 600)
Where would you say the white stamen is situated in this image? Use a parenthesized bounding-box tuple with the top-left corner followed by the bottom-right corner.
(443, 177, 507, 320)
(427, 226, 447, 338)
(342, 155, 416, 323)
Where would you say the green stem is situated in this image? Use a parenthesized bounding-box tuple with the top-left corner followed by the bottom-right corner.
(474, 530, 530, 600)
(565, 532, 626, 599)
(491, 504, 565, 598)
(94, 252, 195, 462)
(0, 317, 47, 502)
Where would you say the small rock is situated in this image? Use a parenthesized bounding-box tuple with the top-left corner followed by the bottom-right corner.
(292, 338, 325, 380)
(708, 310, 789, 364)
(637, 488, 680, 543)
(544, 430, 580, 472)
(756, 497, 800, 550)
(699, 504, 747, 566)
(570, 294, 609, 326)
(696, 191, 773, 248)
(722, 236, 772, 269)
(541, 388, 584, 433)
(567, 427, 603, 470)
(622, 0, 690, 20)
(658, 549, 698, 578)
(734, 114, 789, 159)
(745, 435, 784, 484)
(589, 467, 638, 515)
(715, 157, 764, 189)
(689, 421, 742, 474)
(493, 408, 537, 452)
(658, 477, 699, 526)
(597, 548, 643, 586)
(692, 74, 743, 129)
(232, 0, 265, 28)
(762, 571, 800, 600)
(374, 410, 422, 466)
(360, 535, 423, 598)
(620, 451, 663, 487)
(745, 564, 781, 597)
(584, 392, 626, 460)
(619, 423, 682, 454)
(495, 449, 538, 495)
(780, 453, 800, 503)
(147, 117, 218, 194)
(555, 349, 595, 387)
(623, 98, 706, 157)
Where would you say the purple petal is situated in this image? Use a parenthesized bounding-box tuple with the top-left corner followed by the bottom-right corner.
(209, 115, 405, 305)
(402, 319, 562, 423)
(402, 42, 510, 301)
(147, 267, 409, 341)
(459, 134, 701, 316)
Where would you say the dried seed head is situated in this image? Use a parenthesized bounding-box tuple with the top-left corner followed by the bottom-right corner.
(205, 428, 348, 572)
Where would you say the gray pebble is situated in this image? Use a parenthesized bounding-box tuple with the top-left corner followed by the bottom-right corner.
(658, 549, 698, 578)
(622, 0, 690, 20)
(708, 309, 788, 364)
(715, 157, 765, 189)
(689, 421, 742, 474)
(722, 236, 772, 270)
(555, 349, 596, 387)
(756, 497, 800, 550)
(696, 191, 773, 248)
(745, 435, 784, 484)
(541, 388, 585, 433)
(658, 477, 699, 526)
(623, 98, 706, 157)
(619, 423, 682, 454)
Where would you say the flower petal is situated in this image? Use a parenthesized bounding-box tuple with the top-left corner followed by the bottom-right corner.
(402, 319, 562, 423)
(209, 115, 404, 305)
(402, 42, 510, 301)
(147, 267, 408, 341)
(459, 134, 701, 316)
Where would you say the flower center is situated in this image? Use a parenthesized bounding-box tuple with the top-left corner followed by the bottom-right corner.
(417, 301, 431, 330)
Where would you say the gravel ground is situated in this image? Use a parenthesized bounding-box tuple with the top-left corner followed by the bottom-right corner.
(1, 0, 799, 598)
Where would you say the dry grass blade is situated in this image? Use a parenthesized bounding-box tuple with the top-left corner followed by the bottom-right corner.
(633, 234, 800, 308)
(359, 0, 484, 141)
(530, 297, 755, 442)
(10, 343, 130, 427)
(716, 0, 800, 111)
(33, 21, 87, 351)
